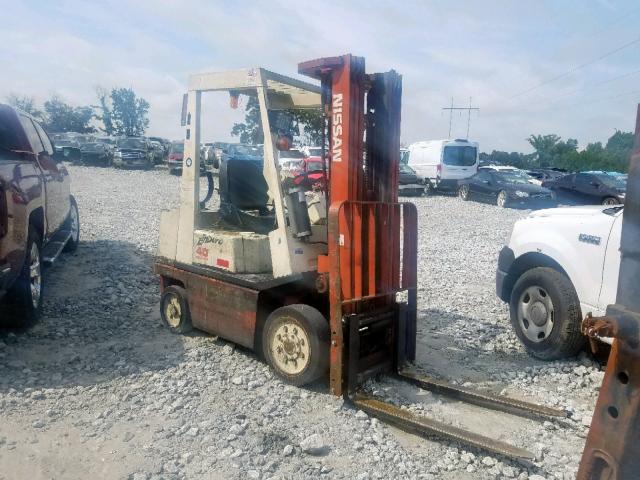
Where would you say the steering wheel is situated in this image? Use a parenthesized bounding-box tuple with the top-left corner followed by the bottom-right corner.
(199, 171, 215, 209)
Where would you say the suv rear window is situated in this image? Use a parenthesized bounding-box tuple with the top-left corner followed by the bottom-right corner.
(443, 145, 477, 166)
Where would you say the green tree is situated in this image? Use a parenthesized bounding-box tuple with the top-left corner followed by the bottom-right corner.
(605, 130, 634, 153)
(291, 109, 324, 145)
(231, 96, 264, 144)
(108, 88, 150, 136)
(231, 95, 324, 145)
(43, 96, 95, 133)
(95, 87, 115, 136)
(526, 134, 561, 167)
(5, 94, 43, 120)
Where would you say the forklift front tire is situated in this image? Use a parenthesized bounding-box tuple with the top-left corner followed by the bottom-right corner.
(160, 285, 193, 334)
(262, 304, 329, 387)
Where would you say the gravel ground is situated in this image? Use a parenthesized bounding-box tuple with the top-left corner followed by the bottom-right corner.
(0, 165, 603, 480)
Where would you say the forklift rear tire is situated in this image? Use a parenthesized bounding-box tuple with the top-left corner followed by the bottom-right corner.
(262, 304, 329, 386)
(160, 285, 193, 334)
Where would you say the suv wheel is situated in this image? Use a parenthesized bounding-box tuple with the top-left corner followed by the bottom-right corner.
(509, 267, 585, 360)
(5, 226, 43, 325)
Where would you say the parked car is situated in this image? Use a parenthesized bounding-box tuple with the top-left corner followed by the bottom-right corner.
(481, 165, 540, 185)
(167, 141, 184, 174)
(0, 104, 80, 324)
(399, 163, 425, 196)
(149, 140, 166, 164)
(302, 146, 324, 158)
(497, 205, 622, 360)
(114, 137, 154, 169)
(292, 156, 327, 189)
(458, 168, 556, 208)
(166, 141, 206, 175)
(278, 147, 306, 165)
(543, 172, 626, 206)
(51, 133, 82, 163)
(222, 144, 263, 162)
(526, 168, 568, 184)
(80, 140, 114, 167)
(406, 139, 479, 194)
(148, 136, 170, 156)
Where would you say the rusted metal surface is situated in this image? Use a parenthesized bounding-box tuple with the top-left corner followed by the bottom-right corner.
(399, 368, 566, 420)
(155, 261, 259, 349)
(577, 105, 640, 480)
(300, 55, 412, 396)
(353, 392, 536, 460)
(327, 200, 417, 396)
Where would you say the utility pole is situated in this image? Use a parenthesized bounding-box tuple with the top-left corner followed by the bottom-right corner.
(442, 97, 479, 139)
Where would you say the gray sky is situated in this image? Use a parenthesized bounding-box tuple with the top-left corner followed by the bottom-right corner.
(2, 0, 639, 152)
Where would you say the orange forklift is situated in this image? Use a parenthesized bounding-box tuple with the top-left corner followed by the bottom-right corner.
(154, 54, 566, 459)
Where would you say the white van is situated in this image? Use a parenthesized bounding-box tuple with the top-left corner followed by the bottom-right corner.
(407, 139, 479, 193)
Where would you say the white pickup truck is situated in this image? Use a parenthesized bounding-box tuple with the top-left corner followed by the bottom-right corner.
(496, 205, 622, 360)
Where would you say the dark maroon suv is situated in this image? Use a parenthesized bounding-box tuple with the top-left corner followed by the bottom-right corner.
(0, 104, 80, 324)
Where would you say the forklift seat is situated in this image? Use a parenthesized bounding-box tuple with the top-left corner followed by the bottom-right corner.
(219, 159, 269, 211)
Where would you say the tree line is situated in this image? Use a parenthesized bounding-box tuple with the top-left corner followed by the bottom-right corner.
(480, 130, 634, 173)
(5, 88, 150, 137)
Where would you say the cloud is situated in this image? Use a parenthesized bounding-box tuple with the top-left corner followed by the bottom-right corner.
(2, 0, 638, 151)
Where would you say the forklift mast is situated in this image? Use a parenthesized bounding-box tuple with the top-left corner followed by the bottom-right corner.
(300, 55, 418, 397)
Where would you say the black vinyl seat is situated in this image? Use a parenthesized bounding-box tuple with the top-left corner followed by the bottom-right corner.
(219, 158, 269, 211)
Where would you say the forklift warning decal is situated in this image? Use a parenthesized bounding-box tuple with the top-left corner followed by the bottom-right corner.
(332, 93, 343, 162)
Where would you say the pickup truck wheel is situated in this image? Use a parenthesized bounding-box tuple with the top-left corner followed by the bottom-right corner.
(63, 196, 80, 253)
(262, 304, 329, 386)
(160, 285, 192, 334)
(459, 184, 470, 201)
(497, 190, 508, 208)
(5, 226, 43, 325)
(509, 267, 585, 360)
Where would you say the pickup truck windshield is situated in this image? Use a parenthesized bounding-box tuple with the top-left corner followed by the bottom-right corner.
(443, 145, 477, 166)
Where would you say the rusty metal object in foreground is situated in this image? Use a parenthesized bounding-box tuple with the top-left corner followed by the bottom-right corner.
(577, 308, 640, 480)
(577, 104, 640, 480)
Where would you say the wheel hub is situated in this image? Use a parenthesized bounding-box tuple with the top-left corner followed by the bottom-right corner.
(165, 296, 182, 327)
(529, 302, 548, 326)
(518, 286, 554, 343)
(272, 321, 310, 375)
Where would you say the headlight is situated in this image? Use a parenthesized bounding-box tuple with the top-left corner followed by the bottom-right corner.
(514, 191, 529, 198)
